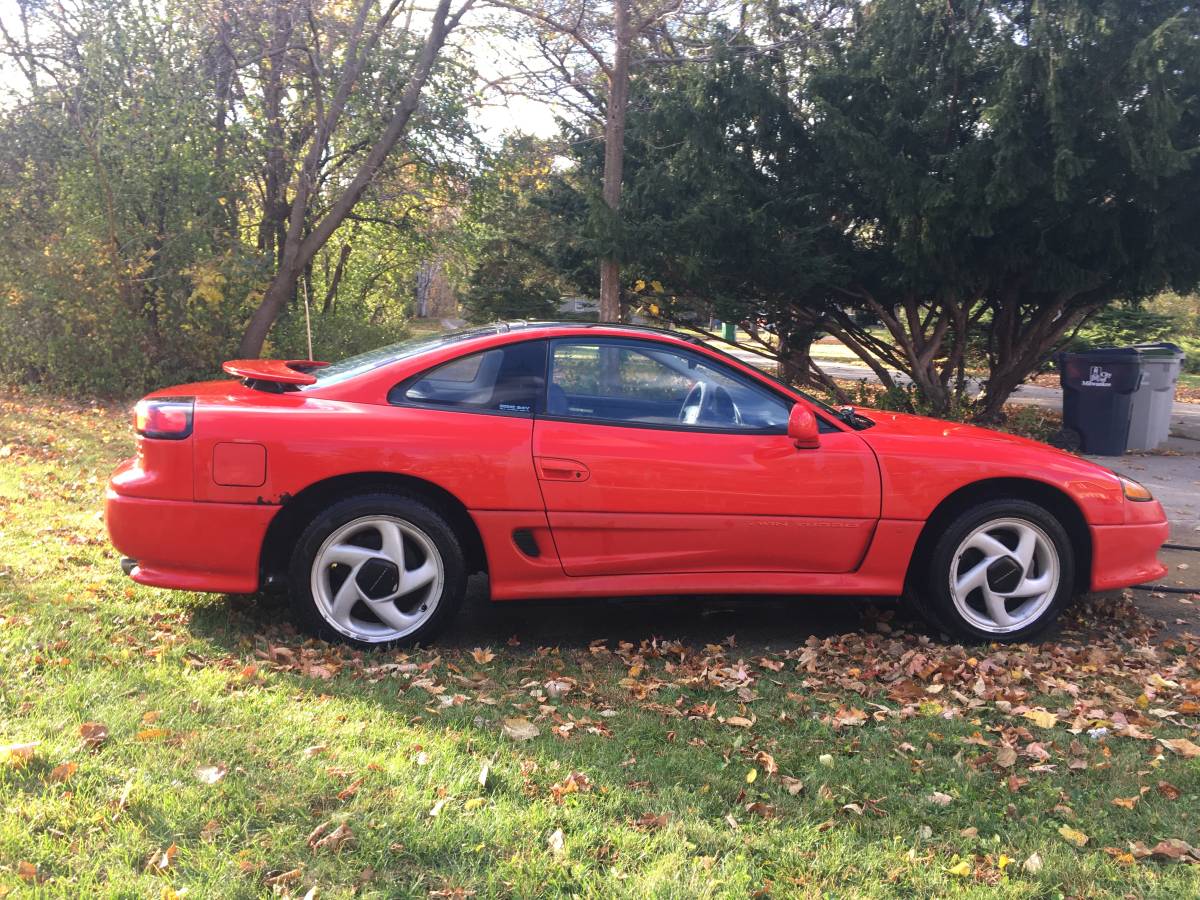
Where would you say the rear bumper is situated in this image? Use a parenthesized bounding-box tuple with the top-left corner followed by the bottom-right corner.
(1089, 518, 1170, 592)
(105, 488, 276, 594)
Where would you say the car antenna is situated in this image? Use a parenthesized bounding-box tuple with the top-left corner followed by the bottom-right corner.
(301, 278, 314, 361)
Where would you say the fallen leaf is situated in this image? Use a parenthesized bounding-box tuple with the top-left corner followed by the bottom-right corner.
(147, 843, 178, 872)
(80, 721, 109, 749)
(1112, 795, 1139, 810)
(724, 716, 754, 728)
(745, 801, 778, 818)
(996, 745, 1018, 768)
(195, 764, 227, 785)
(302, 744, 327, 758)
(633, 812, 669, 830)
(501, 718, 539, 742)
(49, 761, 77, 783)
(464, 797, 486, 811)
(1148, 838, 1200, 863)
(17, 861, 37, 883)
(265, 867, 304, 886)
(1157, 781, 1181, 801)
(947, 860, 972, 877)
(832, 707, 868, 728)
(309, 822, 353, 852)
(781, 776, 804, 796)
(1058, 824, 1089, 847)
(337, 777, 364, 800)
(746, 768, 758, 784)
(470, 647, 495, 665)
(1023, 709, 1058, 729)
(136, 728, 169, 742)
(928, 791, 953, 807)
(429, 797, 450, 817)
(1159, 738, 1200, 759)
(0, 741, 40, 767)
(1022, 852, 1043, 874)
(547, 828, 565, 857)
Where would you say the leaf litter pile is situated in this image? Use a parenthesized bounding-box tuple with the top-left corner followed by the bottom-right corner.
(1, 392, 1200, 896)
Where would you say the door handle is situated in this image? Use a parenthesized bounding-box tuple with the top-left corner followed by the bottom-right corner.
(535, 456, 590, 482)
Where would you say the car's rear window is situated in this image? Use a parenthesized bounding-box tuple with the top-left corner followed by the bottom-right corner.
(305, 326, 506, 389)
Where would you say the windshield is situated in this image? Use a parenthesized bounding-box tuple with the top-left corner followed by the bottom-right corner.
(306, 326, 505, 389)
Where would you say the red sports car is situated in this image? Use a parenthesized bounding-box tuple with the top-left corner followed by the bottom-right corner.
(106, 322, 1168, 647)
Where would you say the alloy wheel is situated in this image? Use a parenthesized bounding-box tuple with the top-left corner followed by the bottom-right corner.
(309, 515, 445, 643)
(948, 517, 1060, 635)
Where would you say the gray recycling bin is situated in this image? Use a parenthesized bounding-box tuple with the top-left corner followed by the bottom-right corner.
(1057, 343, 1185, 455)
(1128, 342, 1186, 450)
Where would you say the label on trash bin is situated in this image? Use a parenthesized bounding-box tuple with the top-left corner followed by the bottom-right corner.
(1081, 365, 1113, 387)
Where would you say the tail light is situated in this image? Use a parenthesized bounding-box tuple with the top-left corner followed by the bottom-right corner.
(133, 397, 194, 440)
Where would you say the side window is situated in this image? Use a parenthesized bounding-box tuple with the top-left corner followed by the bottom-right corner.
(392, 340, 546, 415)
(547, 340, 790, 431)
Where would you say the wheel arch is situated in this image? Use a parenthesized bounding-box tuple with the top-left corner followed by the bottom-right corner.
(905, 477, 1092, 594)
(259, 472, 487, 590)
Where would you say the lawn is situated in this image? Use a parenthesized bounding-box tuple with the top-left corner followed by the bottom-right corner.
(1, 391, 1200, 898)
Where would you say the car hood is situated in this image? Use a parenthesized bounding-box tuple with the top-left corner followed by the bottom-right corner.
(855, 409, 1048, 447)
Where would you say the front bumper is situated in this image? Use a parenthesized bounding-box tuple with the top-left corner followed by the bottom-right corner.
(1089, 517, 1170, 592)
(106, 488, 277, 594)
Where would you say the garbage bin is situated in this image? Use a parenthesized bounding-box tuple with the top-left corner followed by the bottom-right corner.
(1127, 342, 1185, 451)
(1057, 343, 1186, 455)
(1057, 348, 1142, 455)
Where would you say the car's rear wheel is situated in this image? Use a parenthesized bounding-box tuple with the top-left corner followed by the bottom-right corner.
(913, 499, 1074, 642)
(288, 493, 466, 649)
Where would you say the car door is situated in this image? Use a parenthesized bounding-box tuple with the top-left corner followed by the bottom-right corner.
(532, 337, 882, 577)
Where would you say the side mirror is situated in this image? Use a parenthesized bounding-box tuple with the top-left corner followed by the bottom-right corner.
(788, 404, 820, 449)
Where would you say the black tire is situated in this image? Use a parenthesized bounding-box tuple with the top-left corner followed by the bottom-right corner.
(287, 492, 467, 650)
(911, 499, 1075, 643)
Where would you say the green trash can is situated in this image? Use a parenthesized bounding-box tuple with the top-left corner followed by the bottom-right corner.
(722, 321, 737, 342)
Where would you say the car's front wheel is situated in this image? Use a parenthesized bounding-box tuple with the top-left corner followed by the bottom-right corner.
(288, 493, 466, 649)
(914, 499, 1075, 642)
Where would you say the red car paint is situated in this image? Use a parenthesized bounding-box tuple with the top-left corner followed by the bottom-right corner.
(105, 323, 1168, 605)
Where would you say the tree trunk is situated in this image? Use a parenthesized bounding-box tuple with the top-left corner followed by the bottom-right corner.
(237, 0, 465, 358)
(598, 0, 632, 323)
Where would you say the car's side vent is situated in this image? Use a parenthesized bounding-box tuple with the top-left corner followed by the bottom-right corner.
(512, 528, 540, 558)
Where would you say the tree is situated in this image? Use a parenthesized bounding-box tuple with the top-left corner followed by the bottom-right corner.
(236, 0, 477, 357)
(603, 34, 852, 394)
(489, 0, 726, 321)
(806, 0, 1200, 419)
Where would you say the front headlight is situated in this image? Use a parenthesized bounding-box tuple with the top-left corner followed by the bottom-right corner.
(1120, 476, 1154, 502)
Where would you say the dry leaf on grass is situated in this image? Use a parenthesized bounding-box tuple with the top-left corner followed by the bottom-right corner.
(501, 718, 539, 742)
(1023, 709, 1058, 729)
(79, 722, 109, 749)
(470, 647, 495, 665)
(1058, 824, 1089, 847)
(308, 821, 353, 852)
(1158, 737, 1200, 758)
(0, 741, 40, 767)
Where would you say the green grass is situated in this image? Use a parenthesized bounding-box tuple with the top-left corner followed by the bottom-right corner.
(2, 391, 1200, 897)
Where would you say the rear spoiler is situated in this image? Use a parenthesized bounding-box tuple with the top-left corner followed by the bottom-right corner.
(222, 359, 329, 390)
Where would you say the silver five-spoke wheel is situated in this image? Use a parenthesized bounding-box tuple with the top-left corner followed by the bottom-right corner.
(310, 515, 445, 643)
(948, 517, 1060, 635)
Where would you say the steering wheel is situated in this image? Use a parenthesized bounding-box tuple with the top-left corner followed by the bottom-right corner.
(678, 381, 742, 426)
